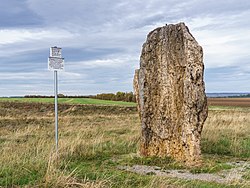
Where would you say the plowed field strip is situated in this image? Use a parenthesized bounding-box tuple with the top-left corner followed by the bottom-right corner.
(208, 98, 250, 107)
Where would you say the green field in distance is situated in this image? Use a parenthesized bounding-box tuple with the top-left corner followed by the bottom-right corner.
(0, 97, 136, 107)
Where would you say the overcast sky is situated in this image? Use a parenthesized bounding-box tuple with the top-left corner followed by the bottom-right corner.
(0, 0, 250, 96)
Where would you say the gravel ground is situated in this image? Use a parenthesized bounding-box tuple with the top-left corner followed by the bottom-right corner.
(118, 161, 250, 184)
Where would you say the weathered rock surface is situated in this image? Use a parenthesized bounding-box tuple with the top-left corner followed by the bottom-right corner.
(133, 22, 208, 166)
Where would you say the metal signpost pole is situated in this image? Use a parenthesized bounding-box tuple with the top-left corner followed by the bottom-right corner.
(48, 46, 64, 154)
(54, 70, 58, 152)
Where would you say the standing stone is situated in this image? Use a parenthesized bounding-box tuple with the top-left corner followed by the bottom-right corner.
(134, 23, 208, 166)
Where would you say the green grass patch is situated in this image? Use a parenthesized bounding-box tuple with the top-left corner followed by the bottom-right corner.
(243, 170, 250, 180)
(0, 97, 136, 106)
(190, 163, 232, 174)
(201, 137, 250, 158)
(202, 137, 232, 155)
(118, 155, 184, 170)
(63, 159, 152, 188)
(0, 165, 45, 186)
(0, 138, 7, 144)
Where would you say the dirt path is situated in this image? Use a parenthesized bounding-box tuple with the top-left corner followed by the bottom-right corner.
(118, 161, 250, 185)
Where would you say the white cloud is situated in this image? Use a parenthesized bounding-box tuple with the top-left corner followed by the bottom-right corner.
(67, 55, 138, 69)
(1, 0, 250, 95)
(0, 72, 49, 80)
(184, 11, 250, 69)
(0, 28, 75, 45)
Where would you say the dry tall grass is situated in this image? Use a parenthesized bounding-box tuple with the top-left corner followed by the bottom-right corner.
(0, 102, 140, 187)
(202, 109, 250, 157)
(0, 102, 249, 187)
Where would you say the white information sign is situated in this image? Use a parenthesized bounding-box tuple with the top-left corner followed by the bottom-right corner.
(48, 46, 64, 71)
(50, 46, 62, 58)
(48, 57, 64, 71)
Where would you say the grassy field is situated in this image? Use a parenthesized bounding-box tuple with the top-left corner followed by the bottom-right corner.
(2, 97, 250, 107)
(0, 99, 249, 187)
(0, 97, 136, 106)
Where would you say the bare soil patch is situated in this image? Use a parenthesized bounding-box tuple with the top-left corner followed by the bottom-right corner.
(208, 98, 250, 107)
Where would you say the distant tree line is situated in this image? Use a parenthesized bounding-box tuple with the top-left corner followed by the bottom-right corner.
(24, 91, 136, 102)
(228, 94, 250, 98)
(91, 92, 136, 102)
(24, 94, 94, 98)
(24, 95, 54, 98)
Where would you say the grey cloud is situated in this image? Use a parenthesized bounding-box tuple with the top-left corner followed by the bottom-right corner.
(1, 0, 250, 95)
(0, 0, 43, 28)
